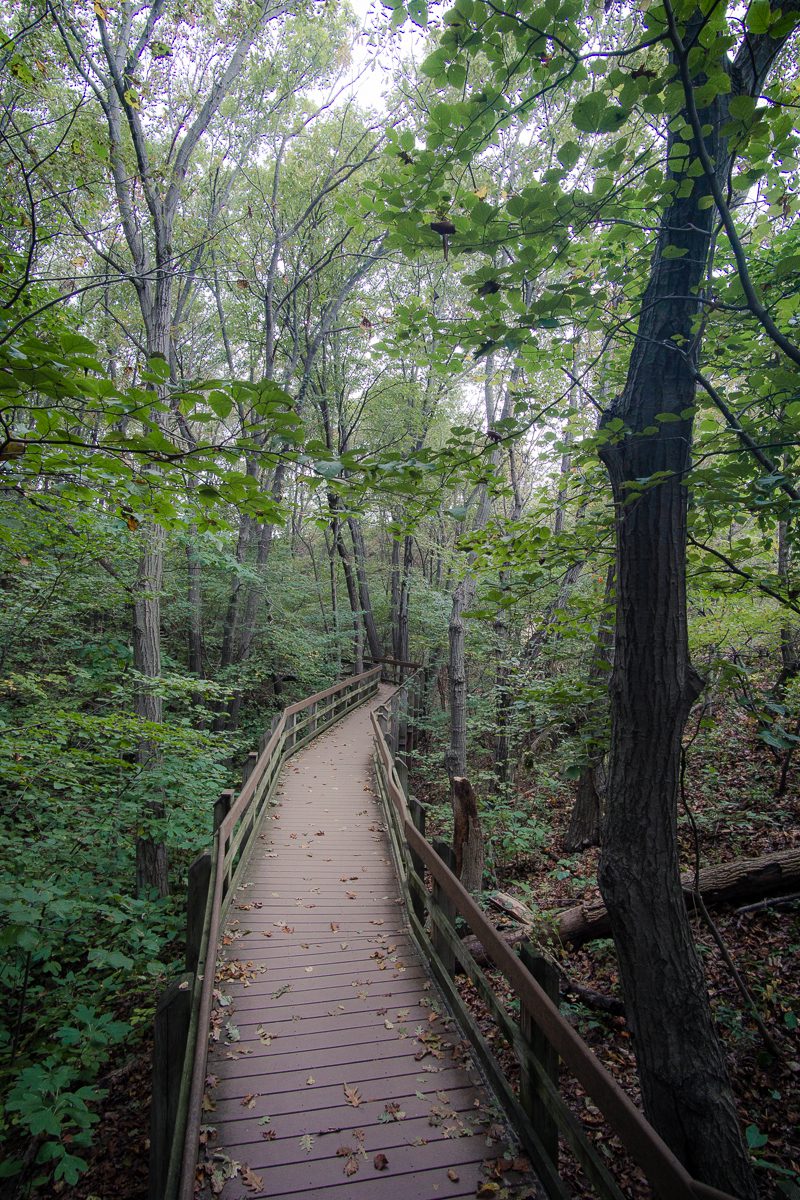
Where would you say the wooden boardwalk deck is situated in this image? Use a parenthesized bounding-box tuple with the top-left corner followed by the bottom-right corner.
(203, 686, 533, 1199)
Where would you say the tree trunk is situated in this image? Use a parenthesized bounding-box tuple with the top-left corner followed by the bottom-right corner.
(390, 536, 401, 661)
(564, 562, 615, 852)
(186, 533, 204, 680)
(348, 516, 383, 664)
(398, 535, 412, 666)
(446, 577, 474, 780)
(452, 776, 485, 892)
(591, 14, 799, 1190)
(777, 517, 798, 688)
(134, 523, 169, 898)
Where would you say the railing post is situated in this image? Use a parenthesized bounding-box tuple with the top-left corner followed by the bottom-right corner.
(213, 789, 233, 833)
(242, 750, 258, 785)
(408, 797, 427, 926)
(186, 850, 212, 974)
(149, 972, 193, 1200)
(390, 694, 400, 755)
(518, 943, 560, 1168)
(431, 839, 458, 978)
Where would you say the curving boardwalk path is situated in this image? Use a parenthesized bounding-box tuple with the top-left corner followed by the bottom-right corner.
(203, 687, 533, 1200)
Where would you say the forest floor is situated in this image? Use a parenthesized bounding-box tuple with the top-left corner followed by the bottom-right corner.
(69, 703, 799, 1200)
(413, 700, 800, 1199)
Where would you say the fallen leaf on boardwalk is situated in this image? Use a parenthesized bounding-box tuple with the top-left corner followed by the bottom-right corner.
(202, 1094, 216, 1112)
(257, 1116, 271, 1126)
(346, 891, 357, 899)
(272, 984, 292, 999)
(343, 1083, 363, 1107)
(240, 1164, 263, 1193)
(241, 1093, 259, 1109)
(305, 966, 314, 973)
(378, 1103, 405, 1123)
(256, 1027, 274, 1045)
(447, 1168, 460, 1182)
(225, 1022, 240, 1042)
(340, 942, 349, 950)
(261, 931, 273, 938)
(374, 1153, 389, 1171)
(306, 1076, 316, 1085)
(262, 1128, 277, 1140)
(476, 1184, 501, 1198)
(299, 1133, 315, 1153)
(330, 922, 340, 932)
(344, 1157, 359, 1177)
(384, 1018, 394, 1029)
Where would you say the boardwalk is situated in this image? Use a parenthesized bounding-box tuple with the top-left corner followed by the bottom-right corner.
(202, 687, 532, 1199)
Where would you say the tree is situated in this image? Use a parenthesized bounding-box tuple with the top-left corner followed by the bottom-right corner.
(375, 0, 800, 1190)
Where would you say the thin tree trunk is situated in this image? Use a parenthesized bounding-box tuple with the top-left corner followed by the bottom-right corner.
(186, 532, 204, 680)
(564, 562, 615, 852)
(348, 516, 383, 664)
(446, 576, 474, 780)
(390, 536, 401, 660)
(134, 523, 168, 898)
(398, 534, 412, 665)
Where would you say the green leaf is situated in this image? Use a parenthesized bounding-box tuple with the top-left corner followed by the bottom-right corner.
(746, 1123, 769, 1149)
(745, 0, 771, 33)
(557, 141, 581, 170)
(572, 93, 629, 133)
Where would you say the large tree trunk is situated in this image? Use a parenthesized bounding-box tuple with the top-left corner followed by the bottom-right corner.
(133, 523, 169, 898)
(592, 11, 799, 1191)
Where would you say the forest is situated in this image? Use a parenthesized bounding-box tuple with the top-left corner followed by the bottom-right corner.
(0, 0, 799, 1195)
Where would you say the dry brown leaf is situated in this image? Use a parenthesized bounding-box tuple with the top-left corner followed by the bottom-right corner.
(374, 1153, 389, 1171)
(240, 1164, 264, 1193)
(448, 1168, 460, 1182)
(241, 1093, 258, 1109)
(343, 1083, 363, 1107)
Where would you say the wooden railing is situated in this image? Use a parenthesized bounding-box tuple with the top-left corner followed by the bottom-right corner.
(149, 667, 382, 1200)
(371, 674, 739, 1200)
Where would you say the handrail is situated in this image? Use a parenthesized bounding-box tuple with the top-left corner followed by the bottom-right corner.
(370, 675, 740, 1200)
(151, 667, 382, 1200)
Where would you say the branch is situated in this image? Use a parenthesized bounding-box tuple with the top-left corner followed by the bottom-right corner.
(688, 534, 800, 614)
(664, 0, 800, 369)
(692, 368, 800, 502)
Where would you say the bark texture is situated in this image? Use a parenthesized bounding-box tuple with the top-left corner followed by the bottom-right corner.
(452, 776, 485, 893)
(593, 11, 800, 1193)
(134, 524, 168, 898)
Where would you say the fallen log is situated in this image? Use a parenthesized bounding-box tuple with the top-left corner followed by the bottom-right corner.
(465, 848, 800, 963)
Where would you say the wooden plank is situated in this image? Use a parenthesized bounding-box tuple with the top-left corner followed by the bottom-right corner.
(196, 685, 536, 1200)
